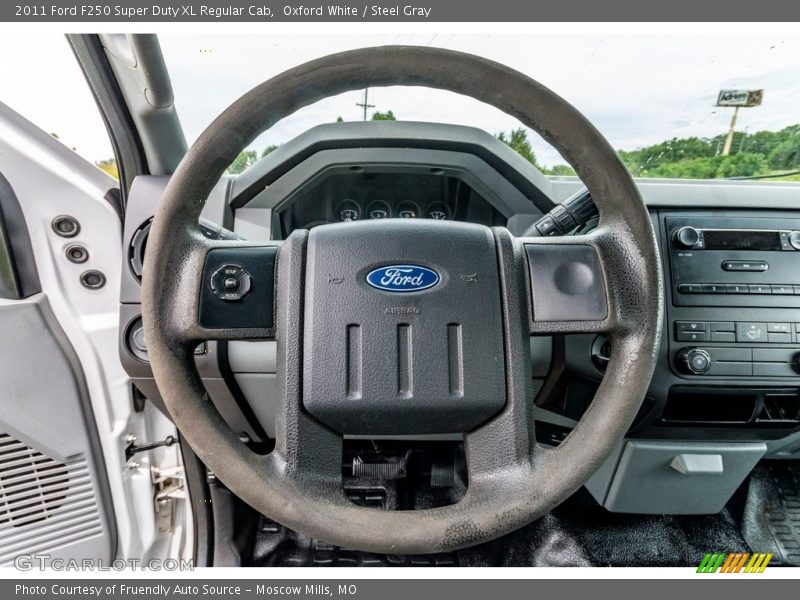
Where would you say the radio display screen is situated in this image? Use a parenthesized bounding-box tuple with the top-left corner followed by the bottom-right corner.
(703, 229, 782, 251)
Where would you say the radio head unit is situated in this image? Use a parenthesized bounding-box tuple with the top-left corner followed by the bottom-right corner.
(672, 225, 798, 252)
(667, 216, 800, 309)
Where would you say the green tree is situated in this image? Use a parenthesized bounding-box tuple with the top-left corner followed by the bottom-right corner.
(497, 128, 539, 168)
(620, 137, 717, 175)
(642, 152, 769, 179)
(767, 136, 800, 170)
(716, 152, 770, 178)
(227, 150, 258, 174)
(261, 145, 279, 158)
(371, 110, 397, 121)
(544, 164, 576, 176)
(738, 129, 779, 156)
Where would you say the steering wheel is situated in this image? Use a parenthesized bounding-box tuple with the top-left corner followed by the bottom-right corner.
(142, 46, 663, 554)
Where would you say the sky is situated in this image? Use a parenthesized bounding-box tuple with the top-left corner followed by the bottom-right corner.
(1, 32, 799, 168)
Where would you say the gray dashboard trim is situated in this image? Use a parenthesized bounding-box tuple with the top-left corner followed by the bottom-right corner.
(248, 147, 540, 223)
(229, 121, 557, 212)
(550, 176, 800, 208)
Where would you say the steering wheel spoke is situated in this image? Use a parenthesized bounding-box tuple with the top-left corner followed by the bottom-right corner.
(194, 238, 280, 340)
(523, 231, 620, 336)
(145, 225, 280, 344)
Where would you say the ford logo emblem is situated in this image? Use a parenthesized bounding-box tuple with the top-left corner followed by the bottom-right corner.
(366, 265, 439, 293)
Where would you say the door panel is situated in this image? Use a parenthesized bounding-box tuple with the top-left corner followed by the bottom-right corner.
(0, 103, 122, 564)
(0, 296, 115, 565)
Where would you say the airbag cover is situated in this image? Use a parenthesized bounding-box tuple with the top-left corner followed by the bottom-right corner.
(303, 220, 506, 434)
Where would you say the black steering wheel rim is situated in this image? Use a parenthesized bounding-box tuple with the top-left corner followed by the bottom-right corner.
(142, 46, 663, 554)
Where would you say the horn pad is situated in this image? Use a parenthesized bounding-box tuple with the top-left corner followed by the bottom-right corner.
(302, 220, 507, 435)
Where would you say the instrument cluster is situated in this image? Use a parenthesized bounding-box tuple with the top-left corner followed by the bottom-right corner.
(334, 198, 452, 222)
(276, 170, 505, 237)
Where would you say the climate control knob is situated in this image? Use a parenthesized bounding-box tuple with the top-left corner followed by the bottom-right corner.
(673, 226, 700, 249)
(677, 348, 711, 375)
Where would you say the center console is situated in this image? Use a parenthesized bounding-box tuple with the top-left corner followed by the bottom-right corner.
(665, 213, 800, 381)
(581, 209, 800, 515)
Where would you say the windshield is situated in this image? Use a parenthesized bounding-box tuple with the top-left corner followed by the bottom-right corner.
(159, 33, 800, 182)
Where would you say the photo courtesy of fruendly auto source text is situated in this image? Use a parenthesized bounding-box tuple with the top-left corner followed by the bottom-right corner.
(1, 0, 800, 597)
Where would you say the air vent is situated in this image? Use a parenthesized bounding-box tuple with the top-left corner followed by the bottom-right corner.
(128, 218, 152, 281)
(129, 217, 242, 282)
(0, 433, 102, 565)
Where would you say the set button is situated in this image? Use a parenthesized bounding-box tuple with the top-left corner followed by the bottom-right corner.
(210, 265, 252, 301)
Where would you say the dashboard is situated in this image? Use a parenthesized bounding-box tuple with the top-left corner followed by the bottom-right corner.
(117, 120, 800, 517)
(277, 169, 506, 234)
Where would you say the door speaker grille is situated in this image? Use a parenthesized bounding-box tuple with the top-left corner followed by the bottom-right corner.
(0, 433, 103, 565)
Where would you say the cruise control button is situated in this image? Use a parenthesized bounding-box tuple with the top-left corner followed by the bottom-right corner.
(210, 265, 252, 301)
(736, 322, 768, 343)
(222, 266, 243, 277)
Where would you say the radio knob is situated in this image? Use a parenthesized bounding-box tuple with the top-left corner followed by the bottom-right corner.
(673, 226, 700, 249)
(677, 348, 711, 375)
(789, 230, 800, 251)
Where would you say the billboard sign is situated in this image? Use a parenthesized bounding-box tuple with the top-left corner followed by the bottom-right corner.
(716, 89, 764, 107)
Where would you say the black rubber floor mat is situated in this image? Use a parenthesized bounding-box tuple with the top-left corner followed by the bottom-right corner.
(742, 463, 800, 565)
(247, 487, 752, 567)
